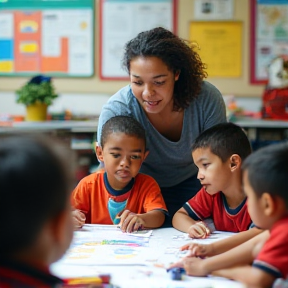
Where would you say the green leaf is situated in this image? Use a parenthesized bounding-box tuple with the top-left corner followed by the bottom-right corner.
(16, 81, 58, 106)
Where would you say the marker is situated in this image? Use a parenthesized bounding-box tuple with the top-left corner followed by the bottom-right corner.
(166, 267, 185, 273)
(64, 274, 111, 285)
(167, 267, 186, 280)
(64, 276, 103, 285)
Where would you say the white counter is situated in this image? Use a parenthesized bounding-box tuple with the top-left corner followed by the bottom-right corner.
(0, 120, 98, 133)
(233, 118, 288, 129)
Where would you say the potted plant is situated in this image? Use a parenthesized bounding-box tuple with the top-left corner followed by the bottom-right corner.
(16, 75, 58, 121)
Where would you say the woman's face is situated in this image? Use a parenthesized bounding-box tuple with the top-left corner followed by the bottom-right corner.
(129, 56, 179, 115)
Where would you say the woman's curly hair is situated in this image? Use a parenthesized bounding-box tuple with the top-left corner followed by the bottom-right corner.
(122, 27, 208, 111)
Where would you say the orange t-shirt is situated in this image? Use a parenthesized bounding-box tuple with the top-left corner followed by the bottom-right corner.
(71, 170, 167, 224)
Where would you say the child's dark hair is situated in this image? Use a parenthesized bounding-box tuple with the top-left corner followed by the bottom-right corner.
(101, 116, 146, 148)
(0, 135, 74, 257)
(242, 142, 288, 207)
(192, 122, 252, 162)
(122, 27, 207, 111)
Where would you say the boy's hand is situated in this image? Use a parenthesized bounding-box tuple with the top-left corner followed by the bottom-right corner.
(182, 257, 208, 276)
(167, 258, 184, 269)
(180, 242, 212, 258)
(188, 221, 211, 239)
(72, 209, 86, 229)
(119, 210, 144, 233)
(168, 257, 208, 277)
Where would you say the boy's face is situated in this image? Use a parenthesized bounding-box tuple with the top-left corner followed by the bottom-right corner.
(97, 132, 148, 190)
(192, 147, 232, 195)
(243, 170, 267, 229)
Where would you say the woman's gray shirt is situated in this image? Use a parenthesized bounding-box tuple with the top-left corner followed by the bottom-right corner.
(97, 81, 227, 187)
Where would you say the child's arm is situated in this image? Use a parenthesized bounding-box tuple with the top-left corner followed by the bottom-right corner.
(119, 209, 165, 233)
(169, 230, 270, 277)
(181, 227, 263, 257)
(212, 265, 275, 288)
(172, 208, 210, 238)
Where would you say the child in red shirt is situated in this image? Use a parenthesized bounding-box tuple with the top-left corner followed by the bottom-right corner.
(212, 142, 288, 287)
(0, 136, 74, 288)
(172, 122, 256, 238)
(72, 116, 167, 232)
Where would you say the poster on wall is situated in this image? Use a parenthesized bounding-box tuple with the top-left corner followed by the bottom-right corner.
(189, 21, 242, 77)
(250, 0, 288, 84)
(0, 0, 94, 77)
(100, 0, 178, 80)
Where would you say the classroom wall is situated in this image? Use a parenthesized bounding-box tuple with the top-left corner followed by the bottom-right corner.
(0, 0, 265, 115)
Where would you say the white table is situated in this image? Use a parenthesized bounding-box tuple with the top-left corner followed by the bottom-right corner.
(50, 225, 245, 288)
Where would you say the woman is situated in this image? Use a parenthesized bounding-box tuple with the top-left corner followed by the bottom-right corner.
(97, 27, 227, 226)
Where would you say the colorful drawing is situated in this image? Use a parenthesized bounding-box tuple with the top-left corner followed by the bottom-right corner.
(56, 224, 154, 266)
(0, 2, 93, 76)
(19, 41, 38, 53)
(20, 20, 38, 33)
(101, 239, 144, 247)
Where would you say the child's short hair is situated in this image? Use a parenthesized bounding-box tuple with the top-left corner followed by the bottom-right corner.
(0, 135, 74, 257)
(242, 142, 288, 207)
(101, 116, 146, 148)
(192, 122, 252, 162)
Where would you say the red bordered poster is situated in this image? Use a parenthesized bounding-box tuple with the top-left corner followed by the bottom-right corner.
(250, 0, 288, 84)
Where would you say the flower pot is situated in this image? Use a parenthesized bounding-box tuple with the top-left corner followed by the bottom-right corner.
(26, 102, 48, 121)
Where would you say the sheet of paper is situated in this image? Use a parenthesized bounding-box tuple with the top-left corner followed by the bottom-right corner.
(57, 224, 156, 265)
(51, 227, 244, 287)
(81, 224, 153, 238)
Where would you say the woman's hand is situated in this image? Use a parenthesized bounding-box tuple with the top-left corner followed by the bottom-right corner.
(188, 221, 211, 239)
(72, 209, 86, 229)
(119, 210, 144, 233)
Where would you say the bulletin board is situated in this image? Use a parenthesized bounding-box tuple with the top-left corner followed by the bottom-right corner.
(0, 0, 94, 77)
(250, 0, 288, 84)
(189, 21, 242, 77)
(99, 0, 178, 80)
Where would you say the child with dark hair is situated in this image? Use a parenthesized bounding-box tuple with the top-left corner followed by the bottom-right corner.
(0, 135, 74, 287)
(172, 122, 258, 238)
(72, 116, 167, 232)
(212, 142, 288, 287)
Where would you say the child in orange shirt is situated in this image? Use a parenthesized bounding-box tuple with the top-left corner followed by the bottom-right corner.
(72, 116, 167, 232)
